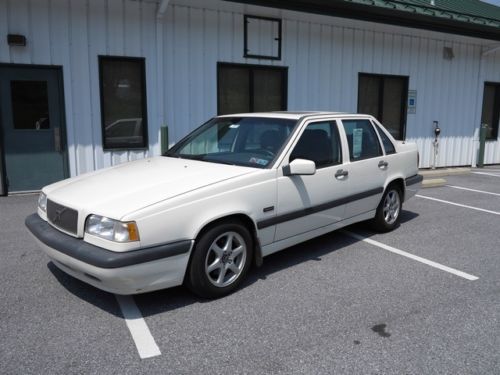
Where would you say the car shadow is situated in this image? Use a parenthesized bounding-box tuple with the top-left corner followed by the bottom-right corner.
(47, 209, 419, 318)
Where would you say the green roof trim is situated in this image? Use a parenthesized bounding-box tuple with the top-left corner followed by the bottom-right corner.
(344, 0, 500, 28)
(229, 0, 500, 41)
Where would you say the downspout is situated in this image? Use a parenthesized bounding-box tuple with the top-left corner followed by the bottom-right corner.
(155, 0, 170, 155)
(157, 0, 171, 18)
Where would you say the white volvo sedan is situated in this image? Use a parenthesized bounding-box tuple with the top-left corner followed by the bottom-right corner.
(26, 112, 422, 298)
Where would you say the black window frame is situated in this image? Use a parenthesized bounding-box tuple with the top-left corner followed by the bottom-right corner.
(98, 55, 148, 151)
(244, 15, 282, 61)
(481, 82, 500, 140)
(217, 62, 288, 115)
(357, 73, 409, 141)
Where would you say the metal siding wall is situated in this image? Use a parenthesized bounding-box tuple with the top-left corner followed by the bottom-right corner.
(1, 0, 498, 176)
(0, 0, 159, 177)
(162, 0, 498, 168)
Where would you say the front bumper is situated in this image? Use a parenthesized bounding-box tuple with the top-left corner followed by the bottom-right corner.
(25, 214, 194, 294)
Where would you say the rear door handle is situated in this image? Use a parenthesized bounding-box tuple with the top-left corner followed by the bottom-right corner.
(335, 169, 348, 178)
(378, 160, 388, 169)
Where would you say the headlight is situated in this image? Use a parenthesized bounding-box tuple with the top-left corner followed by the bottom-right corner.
(85, 215, 140, 242)
(38, 192, 47, 212)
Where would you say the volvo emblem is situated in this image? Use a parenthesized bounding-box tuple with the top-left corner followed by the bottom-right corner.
(52, 208, 66, 223)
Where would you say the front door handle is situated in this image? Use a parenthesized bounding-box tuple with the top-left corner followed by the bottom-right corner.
(378, 160, 388, 169)
(335, 169, 349, 178)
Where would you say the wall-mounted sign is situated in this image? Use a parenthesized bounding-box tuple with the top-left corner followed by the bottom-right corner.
(408, 90, 417, 114)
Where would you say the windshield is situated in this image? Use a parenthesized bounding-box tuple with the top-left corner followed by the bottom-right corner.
(166, 117, 297, 168)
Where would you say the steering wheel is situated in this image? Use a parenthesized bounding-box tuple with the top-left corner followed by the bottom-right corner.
(254, 149, 275, 158)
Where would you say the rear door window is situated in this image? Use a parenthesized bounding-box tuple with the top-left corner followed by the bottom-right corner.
(341, 119, 382, 161)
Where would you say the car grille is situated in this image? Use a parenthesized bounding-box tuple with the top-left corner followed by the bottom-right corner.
(47, 200, 78, 235)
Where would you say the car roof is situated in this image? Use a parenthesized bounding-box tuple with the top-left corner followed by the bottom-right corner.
(217, 111, 369, 120)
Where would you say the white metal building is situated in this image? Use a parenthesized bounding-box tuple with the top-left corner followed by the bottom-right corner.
(0, 0, 499, 195)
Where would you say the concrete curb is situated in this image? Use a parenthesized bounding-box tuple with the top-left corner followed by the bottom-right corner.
(422, 178, 447, 188)
(419, 167, 470, 178)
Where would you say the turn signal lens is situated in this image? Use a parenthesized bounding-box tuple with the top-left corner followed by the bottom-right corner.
(127, 223, 139, 241)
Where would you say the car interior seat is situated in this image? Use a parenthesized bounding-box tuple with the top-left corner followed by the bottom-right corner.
(290, 129, 332, 167)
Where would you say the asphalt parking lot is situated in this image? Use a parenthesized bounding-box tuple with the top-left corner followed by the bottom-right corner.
(1, 168, 499, 374)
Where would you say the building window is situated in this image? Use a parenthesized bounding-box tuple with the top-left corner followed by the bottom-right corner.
(217, 63, 287, 115)
(481, 82, 500, 140)
(99, 56, 148, 150)
(244, 15, 282, 60)
(358, 73, 408, 140)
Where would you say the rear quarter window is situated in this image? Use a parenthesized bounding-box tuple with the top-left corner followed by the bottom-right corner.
(374, 123, 396, 155)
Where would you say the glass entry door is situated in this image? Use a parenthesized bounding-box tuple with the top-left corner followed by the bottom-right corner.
(0, 66, 68, 194)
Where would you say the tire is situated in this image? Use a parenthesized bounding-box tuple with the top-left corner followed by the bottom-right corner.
(186, 221, 253, 299)
(371, 185, 402, 232)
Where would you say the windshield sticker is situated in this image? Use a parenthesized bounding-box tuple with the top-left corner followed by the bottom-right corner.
(352, 128, 363, 158)
(249, 157, 269, 166)
(229, 124, 240, 129)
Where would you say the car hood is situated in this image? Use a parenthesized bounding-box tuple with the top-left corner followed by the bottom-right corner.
(44, 157, 256, 219)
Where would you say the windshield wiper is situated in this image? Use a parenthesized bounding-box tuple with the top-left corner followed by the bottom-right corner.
(202, 158, 236, 166)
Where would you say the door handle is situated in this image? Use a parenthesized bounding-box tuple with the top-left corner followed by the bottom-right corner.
(378, 160, 388, 169)
(335, 169, 348, 178)
(54, 127, 62, 153)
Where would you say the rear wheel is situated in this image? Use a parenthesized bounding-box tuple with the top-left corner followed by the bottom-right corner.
(372, 186, 402, 232)
(186, 222, 253, 298)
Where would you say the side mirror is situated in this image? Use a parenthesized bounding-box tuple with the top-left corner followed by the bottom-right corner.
(283, 159, 316, 176)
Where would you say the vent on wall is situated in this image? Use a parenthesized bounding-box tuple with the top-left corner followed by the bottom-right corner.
(443, 47, 454, 60)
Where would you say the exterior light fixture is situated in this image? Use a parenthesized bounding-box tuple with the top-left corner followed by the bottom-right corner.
(7, 34, 26, 47)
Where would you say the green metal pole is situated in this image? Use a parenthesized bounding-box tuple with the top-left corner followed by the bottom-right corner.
(160, 125, 169, 155)
(477, 123, 488, 168)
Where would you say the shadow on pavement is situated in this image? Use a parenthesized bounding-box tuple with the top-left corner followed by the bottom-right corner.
(47, 209, 419, 318)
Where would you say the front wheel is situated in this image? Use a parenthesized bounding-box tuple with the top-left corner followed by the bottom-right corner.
(372, 186, 402, 232)
(186, 222, 253, 299)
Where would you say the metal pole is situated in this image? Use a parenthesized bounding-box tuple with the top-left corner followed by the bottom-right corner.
(477, 123, 488, 168)
(160, 125, 169, 155)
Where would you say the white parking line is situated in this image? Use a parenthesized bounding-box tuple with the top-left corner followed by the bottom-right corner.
(115, 295, 161, 359)
(472, 171, 500, 178)
(446, 185, 500, 197)
(342, 230, 479, 281)
(416, 194, 500, 216)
